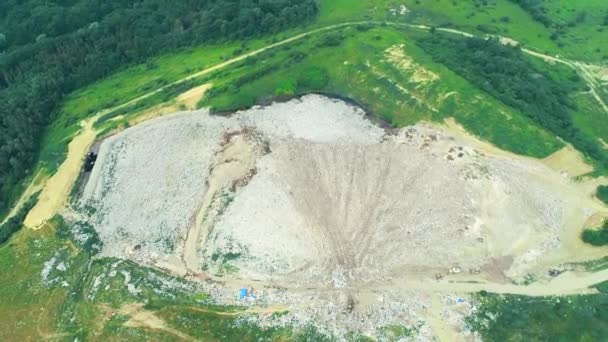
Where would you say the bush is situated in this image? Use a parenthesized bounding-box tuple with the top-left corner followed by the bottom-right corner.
(597, 185, 608, 204)
(316, 32, 345, 47)
(582, 220, 608, 246)
(297, 66, 329, 90)
(274, 79, 297, 96)
(0, 192, 39, 245)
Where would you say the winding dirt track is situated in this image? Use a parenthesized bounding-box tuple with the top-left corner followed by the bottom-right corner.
(15, 19, 608, 298)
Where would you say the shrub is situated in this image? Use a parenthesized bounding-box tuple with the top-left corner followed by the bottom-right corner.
(582, 220, 608, 246)
(597, 185, 608, 204)
(316, 32, 345, 47)
(297, 66, 329, 90)
(0, 192, 40, 245)
(275, 79, 297, 96)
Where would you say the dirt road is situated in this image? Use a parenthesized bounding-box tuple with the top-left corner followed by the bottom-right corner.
(182, 133, 259, 274)
(23, 113, 102, 228)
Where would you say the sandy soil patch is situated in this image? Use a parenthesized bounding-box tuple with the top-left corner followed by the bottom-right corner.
(121, 83, 212, 127)
(176, 83, 212, 110)
(385, 44, 439, 84)
(542, 145, 594, 177)
(24, 114, 101, 229)
(119, 303, 195, 341)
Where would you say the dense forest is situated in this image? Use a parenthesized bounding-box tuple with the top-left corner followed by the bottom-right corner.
(0, 0, 318, 216)
(417, 33, 608, 170)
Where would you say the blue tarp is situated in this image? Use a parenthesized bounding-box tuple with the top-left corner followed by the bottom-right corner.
(239, 288, 248, 299)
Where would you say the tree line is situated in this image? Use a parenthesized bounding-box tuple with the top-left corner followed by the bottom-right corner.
(0, 0, 318, 216)
(0, 192, 39, 245)
(507, 0, 553, 28)
(416, 33, 608, 170)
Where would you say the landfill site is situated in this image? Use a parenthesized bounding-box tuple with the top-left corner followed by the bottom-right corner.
(76, 94, 607, 339)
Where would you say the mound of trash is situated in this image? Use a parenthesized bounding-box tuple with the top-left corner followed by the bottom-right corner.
(80, 94, 595, 287)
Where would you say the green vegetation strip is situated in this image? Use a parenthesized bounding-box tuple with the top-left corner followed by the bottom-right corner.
(468, 283, 608, 341)
(0, 192, 39, 245)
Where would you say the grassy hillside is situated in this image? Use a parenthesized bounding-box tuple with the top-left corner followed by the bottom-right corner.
(316, 0, 608, 63)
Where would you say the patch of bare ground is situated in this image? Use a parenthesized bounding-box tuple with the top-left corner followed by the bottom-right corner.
(176, 83, 212, 110)
(542, 145, 594, 178)
(385, 44, 439, 84)
(119, 303, 196, 341)
(109, 83, 212, 127)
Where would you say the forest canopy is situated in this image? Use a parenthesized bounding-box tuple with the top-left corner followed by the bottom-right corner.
(0, 0, 318, 217)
